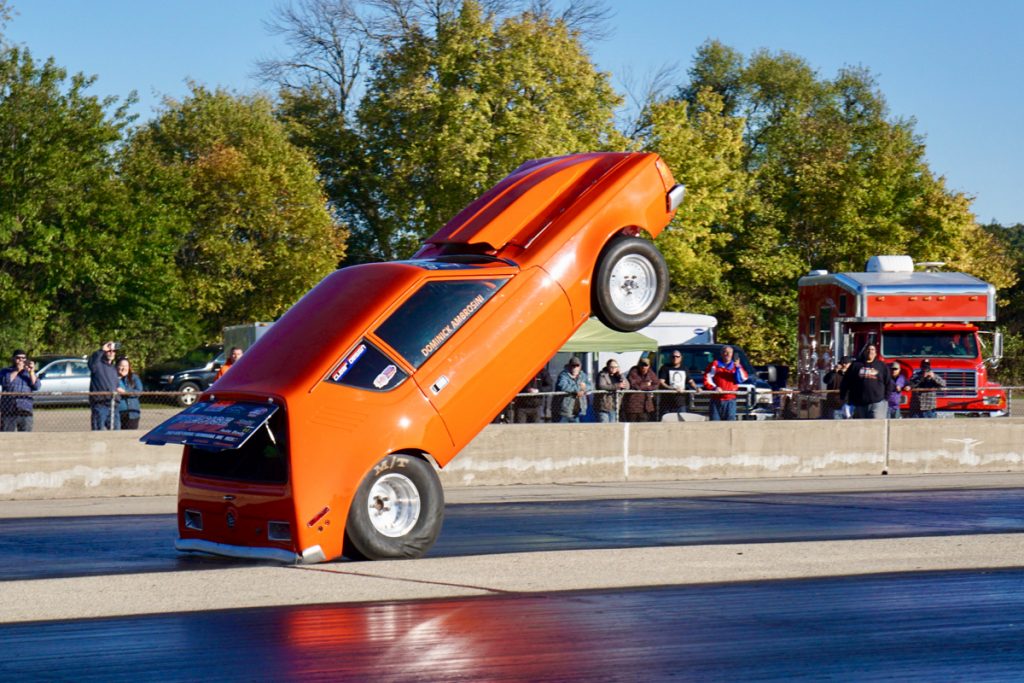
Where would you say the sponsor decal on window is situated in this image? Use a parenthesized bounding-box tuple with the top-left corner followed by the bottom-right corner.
(420, 294, 486, 358)
(373, 364, 398, 389)
(331, 344, 366, 381)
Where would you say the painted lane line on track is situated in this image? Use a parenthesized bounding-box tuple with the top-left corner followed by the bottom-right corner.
(3, 533, 1024, 625)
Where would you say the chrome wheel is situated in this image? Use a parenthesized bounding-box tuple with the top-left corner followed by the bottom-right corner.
(178, 382, 200, 407)
(367, 473, 421, 538)
(608, 253, 658, 315)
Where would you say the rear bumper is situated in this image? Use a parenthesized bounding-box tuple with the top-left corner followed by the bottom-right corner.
(175, 537, 326, 564)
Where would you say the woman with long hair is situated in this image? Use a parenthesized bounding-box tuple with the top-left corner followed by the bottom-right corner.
(116, 356, 143, 430)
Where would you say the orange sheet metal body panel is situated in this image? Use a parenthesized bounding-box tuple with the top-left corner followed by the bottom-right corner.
(174, 152, 679, 562)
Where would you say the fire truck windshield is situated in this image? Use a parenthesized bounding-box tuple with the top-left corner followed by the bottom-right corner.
(881, 331, 978, 359)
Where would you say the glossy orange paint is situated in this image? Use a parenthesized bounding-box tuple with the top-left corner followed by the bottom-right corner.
(175, 152, 680, 562)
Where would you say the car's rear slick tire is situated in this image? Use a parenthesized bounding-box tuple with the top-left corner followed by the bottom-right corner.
(343, 454, 444, 561)
(592, 236, 669, 332)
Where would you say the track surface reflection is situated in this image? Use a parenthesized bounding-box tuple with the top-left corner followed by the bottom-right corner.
(2, 570, 1023, 681)
(1, 488, 1023, 581)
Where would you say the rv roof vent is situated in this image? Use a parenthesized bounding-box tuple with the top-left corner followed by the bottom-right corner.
(808, 269, 829, 276)
(865, 255, 913, 273)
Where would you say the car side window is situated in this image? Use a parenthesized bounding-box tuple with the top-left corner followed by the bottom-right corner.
(325, 340, 409, 392)
(46, 362, 70, 377)
(70, 361, 89, 376)
(374, 278, 507, 369)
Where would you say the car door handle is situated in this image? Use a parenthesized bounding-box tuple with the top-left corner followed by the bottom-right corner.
(431, 376, 449, 395)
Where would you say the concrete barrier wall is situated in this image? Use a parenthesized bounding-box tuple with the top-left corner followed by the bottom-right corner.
(2, 419, 1023, 499)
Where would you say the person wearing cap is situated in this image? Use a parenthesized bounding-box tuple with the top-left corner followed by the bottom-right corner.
(657, 350, 689, 417)
(555, 356, 588, 423)
(0, 349, 41, 431)
(839, 344, 892, 419)
(909, 359, 946, 418)
(822, 355, 854, 419)
(622, 356, 658, 422)
(703, 345, 748, 421)
(887, 361, 907, 419)
(596, 358, 629, 423)
(88, 340, 121, 430)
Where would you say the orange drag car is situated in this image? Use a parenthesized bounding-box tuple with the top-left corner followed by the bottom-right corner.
(142, 152, 684, 562)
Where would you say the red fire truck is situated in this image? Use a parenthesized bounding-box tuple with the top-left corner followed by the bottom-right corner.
(797, 255, 1006, 416)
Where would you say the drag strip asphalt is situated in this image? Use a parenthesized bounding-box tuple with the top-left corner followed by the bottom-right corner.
(2, 534, 1024, 623)
(2, 480, 1024, 581)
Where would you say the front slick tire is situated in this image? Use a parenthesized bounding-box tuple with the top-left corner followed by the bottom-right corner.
(592, 236, 668, 332)
(343, 454, 444, 561)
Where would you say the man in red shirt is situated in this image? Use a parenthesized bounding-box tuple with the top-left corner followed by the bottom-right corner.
(703, 345, 748, 421)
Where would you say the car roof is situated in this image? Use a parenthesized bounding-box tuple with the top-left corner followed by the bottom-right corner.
(38, 357, 87, 368)
(211, 260, 515, 396)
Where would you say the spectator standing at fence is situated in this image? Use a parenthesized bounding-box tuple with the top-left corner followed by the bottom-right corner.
(214, 347, 244, 382)
(909, 359, 946, 418)
(821, 356, 853, 419)
(703, 345, 748, 421)
(622, 357, 657, 422)
(116, 357, 144, 430)
(840, 344, 891, 419)
(0, 350, 40, 432)
(887, 362, 907, 419)
(89, 341, 120, 430)
(596, 359, 629, 422)
(658, 350, 689, 417)
(556, 357, 587, 423)
(515, 367, 552, 423)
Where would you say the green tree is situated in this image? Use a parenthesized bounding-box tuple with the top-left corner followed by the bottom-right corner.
(0, 46, 184, 358)
(981, 222, 1024, 387)
(123, 85, 346, 340)
(638, 89, 746, 319)
(266, 0, 623, 262)
(670, 41, 1015, 362)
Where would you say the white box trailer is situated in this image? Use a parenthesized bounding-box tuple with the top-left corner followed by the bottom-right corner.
(223, 322, 274, 353)
(598, 311, 717, 372)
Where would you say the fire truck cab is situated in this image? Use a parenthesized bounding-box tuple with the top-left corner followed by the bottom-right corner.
(797, 255, 1005, 416)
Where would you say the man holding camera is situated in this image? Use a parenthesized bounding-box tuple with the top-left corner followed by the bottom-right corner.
(1, 350, 41, 431)
(88, 341, 121, 430)
(909, 358, 946, 418)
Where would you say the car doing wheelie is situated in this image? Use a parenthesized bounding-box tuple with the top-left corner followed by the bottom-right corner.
(141, 152, 683, 563)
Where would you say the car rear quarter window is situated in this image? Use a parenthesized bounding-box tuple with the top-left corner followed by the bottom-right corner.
(325, 341, 409, 392)
(375, 279, 507, 368)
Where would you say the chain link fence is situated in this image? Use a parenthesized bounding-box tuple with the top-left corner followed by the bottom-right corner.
(0, 387, 1018, 432)
(0, 391, 192, 433)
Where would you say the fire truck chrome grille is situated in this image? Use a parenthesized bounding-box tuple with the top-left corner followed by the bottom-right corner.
(935, 370, 977, 398)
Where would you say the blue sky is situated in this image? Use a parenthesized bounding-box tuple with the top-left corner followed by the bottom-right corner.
(7, 0, 1022, 225)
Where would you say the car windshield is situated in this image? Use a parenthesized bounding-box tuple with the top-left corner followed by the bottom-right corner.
(180, 345, 223, 365)
(881, 332, 978, 359)
(660, 347, 755, 381)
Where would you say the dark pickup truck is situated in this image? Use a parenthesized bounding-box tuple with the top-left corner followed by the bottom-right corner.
(142, 344, 225, 406)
